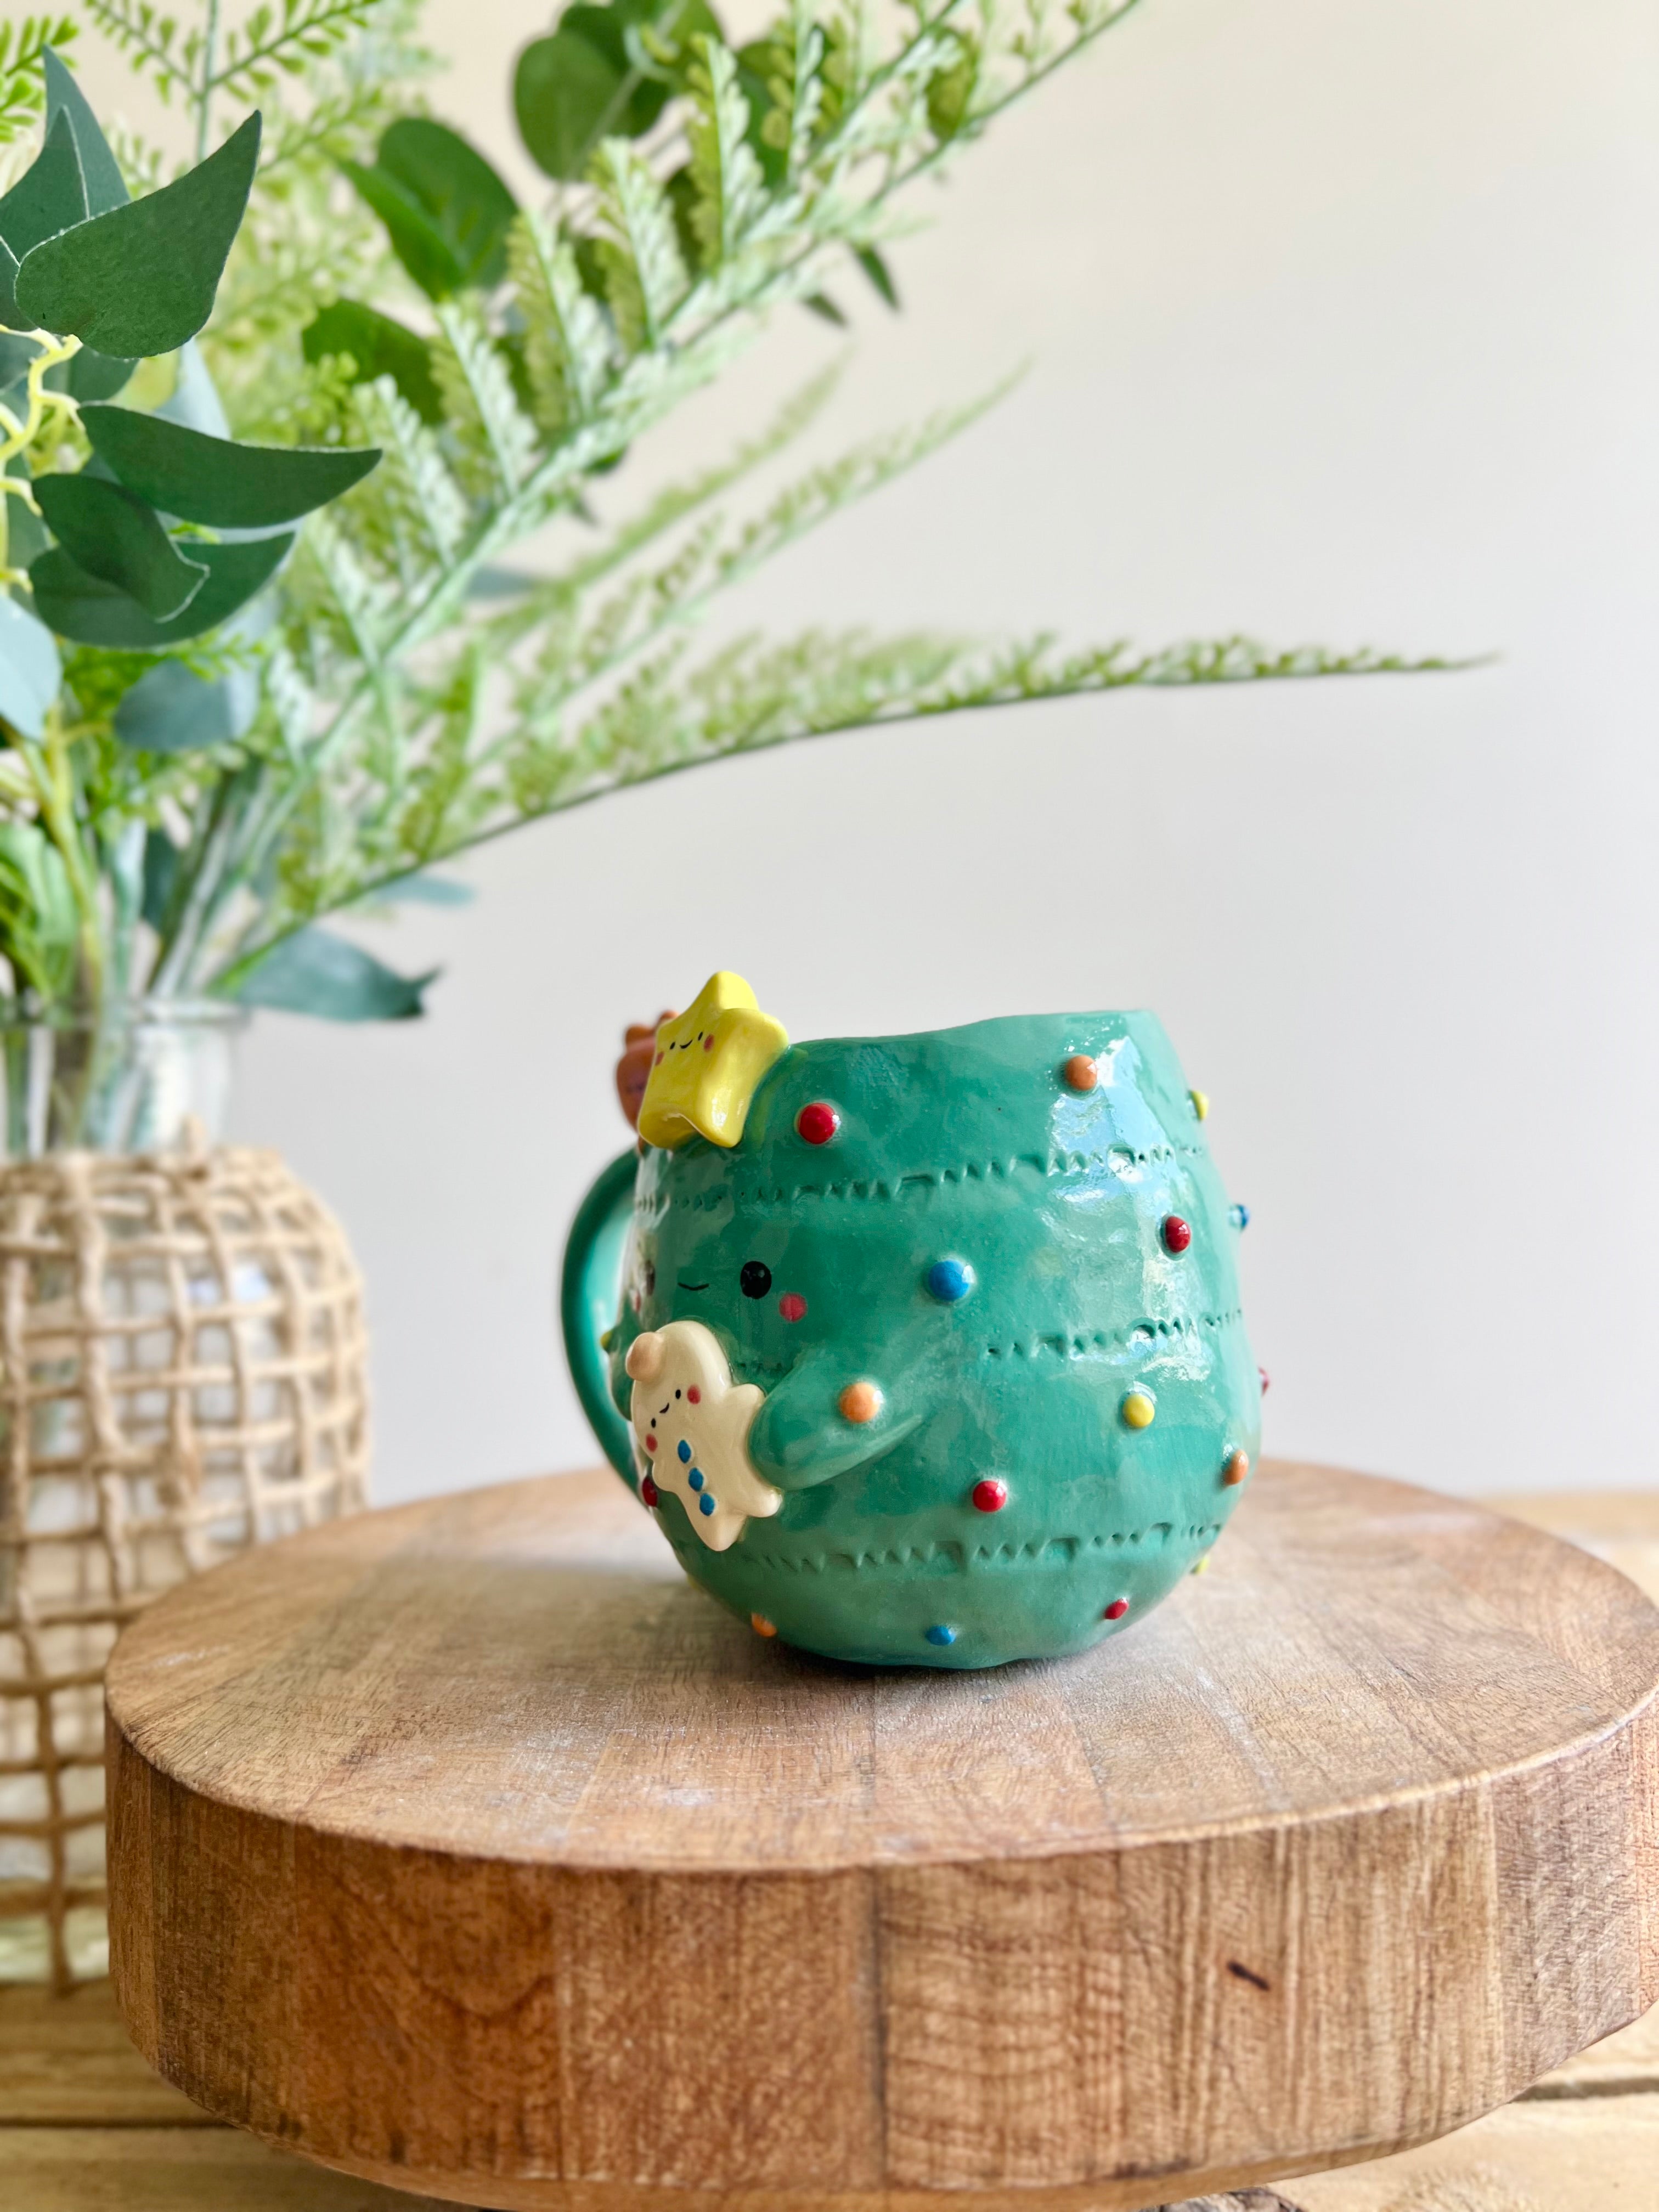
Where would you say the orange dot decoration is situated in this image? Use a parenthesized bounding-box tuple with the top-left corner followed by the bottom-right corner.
(1223, 1449, 1250, 1487)
(1062, 1054, 1098, 1092)
(838, 1380, 883, 1425)
(751, 1613, 778, 1638)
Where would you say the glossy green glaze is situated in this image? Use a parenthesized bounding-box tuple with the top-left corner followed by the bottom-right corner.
(563, 1011, 1260, 1668)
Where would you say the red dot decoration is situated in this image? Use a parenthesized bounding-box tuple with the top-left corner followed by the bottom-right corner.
(1162, 1215, 1192, 1254)
(797, 1101, 839, 1145)
(641, 1473, 660, 1508)
(972, 1479, 1008, 1514)
(778, 1293, 807, 1323)
(1104, 1597, 1130, 1621)
(686, 1386, 701, 1404)
(1259, 1365, 1272, 1395)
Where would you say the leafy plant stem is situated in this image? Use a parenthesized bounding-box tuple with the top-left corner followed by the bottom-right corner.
(209, 644, 1455, 994)
(0, 331, 82, 470)
(196, 0, 221, 161)
(19, 713, 104, 1005)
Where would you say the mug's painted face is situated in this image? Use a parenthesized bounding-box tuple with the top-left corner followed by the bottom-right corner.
(607, 1005, 1262, 1669)
(627, 1215, 840, 1378)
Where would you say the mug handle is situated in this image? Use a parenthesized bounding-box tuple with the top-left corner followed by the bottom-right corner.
(560, 1146, 640, 1487)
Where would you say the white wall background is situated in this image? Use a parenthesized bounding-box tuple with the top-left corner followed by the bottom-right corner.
(96, 0, 1659, 1502)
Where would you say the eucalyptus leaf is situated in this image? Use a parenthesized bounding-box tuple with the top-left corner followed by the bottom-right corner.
(0, 596, 61, 740)
(140, 826, 179, 932)
(0, 332, 33, 390)
(515, 0, 718, 180)
(3, 456, 48, 571)
(856, 246, 899, 311)
(43, 49, 128, 218)
(82, 406, 380, 528)
(67, 348, 133, 402)
(0, 111, 88, 261)
(338, 163, 453, 301)
(514, 29, 637, 182)
(33, 475, 208, 620)
(303, 299, 442, 424)
(30, 531, 293, 647)
(115, 658, 256, 752)
(344, 120, 515, 301)
(15, 114, 261, 360)
(0, 238, 21, 332)
(234, 927, 437, 1021)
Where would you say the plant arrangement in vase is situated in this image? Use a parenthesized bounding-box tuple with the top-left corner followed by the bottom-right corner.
(1, 0, 1446, 1153)
(0, 38, 380, 1991)
(0, 0, 1454, 1993)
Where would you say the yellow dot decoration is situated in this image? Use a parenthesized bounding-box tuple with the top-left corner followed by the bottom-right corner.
(1190, 1555, 1211, 1577)
(1121, 1390, 1156, 1430)
(751, 1613, 778, 1638)
(1189, 1087, 1209, 1122)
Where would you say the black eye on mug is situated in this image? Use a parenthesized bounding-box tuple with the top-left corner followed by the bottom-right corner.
(740, 1260, 772, 1300)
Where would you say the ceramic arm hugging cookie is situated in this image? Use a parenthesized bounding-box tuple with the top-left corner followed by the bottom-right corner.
(746, 1347, 926, 1490)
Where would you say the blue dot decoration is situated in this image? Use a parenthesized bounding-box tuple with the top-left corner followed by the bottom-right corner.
(689, 1468, 704, 1492)
(677, 1438, 692, 1463)
(926, 1259, 975, 1304)
(699, 1493, 716, 1516)
(925, 1624, 957, 1646)
(1229, 1202, 1250, 1231)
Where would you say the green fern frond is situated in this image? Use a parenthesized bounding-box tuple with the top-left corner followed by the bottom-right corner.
(81, 0, 201, 105)
(506, 212, 613, 437)
(44, 0, 1452, 1024)
(686, 36, 766, 268)
(208, 0, 383, 101)
(593, 138, 690, 354)
(571, 364, 844, 587)
(0, 16, 77, 146)
(430, 304, 540, 500)
(349, 376, 471, 577)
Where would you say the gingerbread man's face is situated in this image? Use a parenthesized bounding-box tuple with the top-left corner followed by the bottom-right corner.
(624, 1321, 782, 1551)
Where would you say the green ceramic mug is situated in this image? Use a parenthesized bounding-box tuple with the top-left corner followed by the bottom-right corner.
(561, 975, 1261, 1668)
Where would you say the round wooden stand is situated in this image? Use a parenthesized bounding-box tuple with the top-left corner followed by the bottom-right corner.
(106, 1461, 1659, 2212)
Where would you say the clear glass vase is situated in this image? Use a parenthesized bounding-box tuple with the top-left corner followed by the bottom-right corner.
(0, 998, 245, 1158)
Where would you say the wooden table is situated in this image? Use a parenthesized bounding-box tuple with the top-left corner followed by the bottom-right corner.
(5, 1484, 1658, 2211)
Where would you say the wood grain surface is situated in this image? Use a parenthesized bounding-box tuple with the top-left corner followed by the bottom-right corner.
(10, 1978, 1659, 2211)
(106, 1461, 1659, 2212)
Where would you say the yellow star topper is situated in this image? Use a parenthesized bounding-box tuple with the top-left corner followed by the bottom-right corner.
(637, 973, 788, 1150)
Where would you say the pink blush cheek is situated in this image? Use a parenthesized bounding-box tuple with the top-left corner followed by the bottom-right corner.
(778, 1293, 807, 1323)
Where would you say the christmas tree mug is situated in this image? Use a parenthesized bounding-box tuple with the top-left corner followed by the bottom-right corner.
(561, 974, 1261, 1669)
